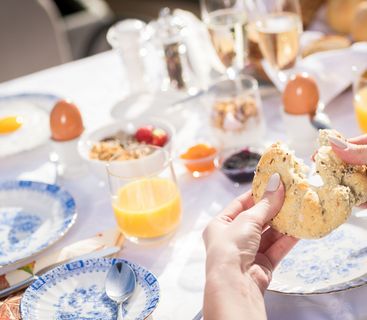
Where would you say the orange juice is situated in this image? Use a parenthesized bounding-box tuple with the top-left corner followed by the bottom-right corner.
(112, 178, 181, 238)
(354, 86, 367, 132)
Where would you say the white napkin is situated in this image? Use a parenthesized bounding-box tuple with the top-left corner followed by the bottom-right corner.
(263, 42, 367, 105)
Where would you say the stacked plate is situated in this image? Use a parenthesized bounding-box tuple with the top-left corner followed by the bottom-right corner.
(0, 180, 77, 267)
(270, 215, 367, 295)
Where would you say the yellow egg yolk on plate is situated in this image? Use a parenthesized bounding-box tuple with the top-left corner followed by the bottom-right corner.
(0, 116, 23, 134)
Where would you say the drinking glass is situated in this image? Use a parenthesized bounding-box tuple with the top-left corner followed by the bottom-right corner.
(106, 146, 182, 243)
(354, 70, 367, 132)
(200, 0, 248, 78)
(254, 0, 302, 82)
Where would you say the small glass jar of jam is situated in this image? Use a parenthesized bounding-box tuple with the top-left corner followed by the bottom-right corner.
(219, 148, 262, 185)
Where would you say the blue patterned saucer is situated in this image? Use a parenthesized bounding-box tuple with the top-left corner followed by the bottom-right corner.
(269, 215, 367, 294)
(21, 258, 160, 320)
(0, 180, 77, 267)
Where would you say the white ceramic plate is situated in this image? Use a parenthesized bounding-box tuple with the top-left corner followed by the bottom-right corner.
(21, 258, 160, 320)
(269, 215, 367, 294)
(0, 93, 59, 158)
(0, 180, 77, 267)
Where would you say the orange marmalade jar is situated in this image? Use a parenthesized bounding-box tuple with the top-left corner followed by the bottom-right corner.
(180, 143, 218, 177)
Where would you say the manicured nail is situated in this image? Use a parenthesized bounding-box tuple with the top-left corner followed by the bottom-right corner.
(266, 173, 280, 192)
(329, 136, 348, 149)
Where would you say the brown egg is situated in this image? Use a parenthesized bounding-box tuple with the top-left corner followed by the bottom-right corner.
(283, 73, 319, 115)
(50, 100, 84, 141)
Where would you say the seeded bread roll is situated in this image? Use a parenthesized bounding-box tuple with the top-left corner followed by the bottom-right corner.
(252, 129, 367, 239)
(351, 2, 367, 41)
(302, 35, 351, 58)
(326, 0, 364, 33)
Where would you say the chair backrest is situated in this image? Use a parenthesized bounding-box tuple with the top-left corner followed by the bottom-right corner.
(0, 0, 72, 83)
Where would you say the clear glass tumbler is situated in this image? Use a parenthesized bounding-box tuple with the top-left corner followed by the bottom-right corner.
(106, 146, 182, 243)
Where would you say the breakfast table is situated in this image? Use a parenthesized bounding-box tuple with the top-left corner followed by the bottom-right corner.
(0, 49, 366, 320)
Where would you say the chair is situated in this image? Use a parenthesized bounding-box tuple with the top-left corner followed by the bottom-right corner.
(0, 0, 72, 83)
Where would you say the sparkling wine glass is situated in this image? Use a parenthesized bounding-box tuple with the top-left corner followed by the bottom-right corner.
(354, 70, 367, 133)
(253, 0, 302, 83)
(200, 0, 248, 79)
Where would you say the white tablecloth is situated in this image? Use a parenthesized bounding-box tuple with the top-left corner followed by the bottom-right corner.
(0, 51, 365, 320)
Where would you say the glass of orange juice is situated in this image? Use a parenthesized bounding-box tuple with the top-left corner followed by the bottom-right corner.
(354, 70, 367, 133)
(106, 146, 182, 243)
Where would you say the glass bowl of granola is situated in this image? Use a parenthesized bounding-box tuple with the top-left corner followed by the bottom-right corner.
(78, 118, 174, 181)
(206, 75, 266, 149)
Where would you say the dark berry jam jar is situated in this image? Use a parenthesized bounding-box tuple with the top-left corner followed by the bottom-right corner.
(220, 148, 261, 184)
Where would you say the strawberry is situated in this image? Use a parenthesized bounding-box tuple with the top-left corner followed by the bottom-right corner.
(135, 126, 154, 144)
(151, 128, 168, 146)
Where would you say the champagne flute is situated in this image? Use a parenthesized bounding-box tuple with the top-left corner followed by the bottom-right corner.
(354, 70, 367, 133)
(200, 0, 248, 79)
(254, 0, 302, 82)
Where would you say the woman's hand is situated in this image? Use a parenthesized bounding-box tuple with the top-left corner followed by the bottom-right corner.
(329, 135, 367, 208)
(203, 174, 298, 320)
(329, 134, 367, 165)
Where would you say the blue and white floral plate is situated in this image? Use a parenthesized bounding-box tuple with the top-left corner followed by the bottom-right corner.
(0, 180, 77, 267)
(269, 215, 367, 295)
(21, 258, 160, 320)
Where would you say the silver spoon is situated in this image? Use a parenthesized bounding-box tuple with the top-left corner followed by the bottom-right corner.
(105, 262, 136, 320)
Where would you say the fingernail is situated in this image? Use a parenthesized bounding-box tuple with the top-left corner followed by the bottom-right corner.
(329, 136, 348, 149)
(266, 173, 280, 192)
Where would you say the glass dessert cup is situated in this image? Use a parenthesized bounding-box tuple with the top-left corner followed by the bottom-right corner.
(205, 74, 266, 149)
(106, 146, 182, 244)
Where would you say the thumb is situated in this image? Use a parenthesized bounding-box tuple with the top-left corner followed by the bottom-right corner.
(245, 173, 285, 226)
(329, 136, 367, 165)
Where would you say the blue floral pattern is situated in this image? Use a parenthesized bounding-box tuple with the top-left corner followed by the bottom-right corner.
(0, 210, 42, 256)
(21, 258, 160, 320)
(270, 225, 367, 294)
(0, 180, 77, 266)
(54, 285, 117, 320)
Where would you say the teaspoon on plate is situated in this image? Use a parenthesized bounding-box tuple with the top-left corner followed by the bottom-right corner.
(105, 261, 137, 320)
